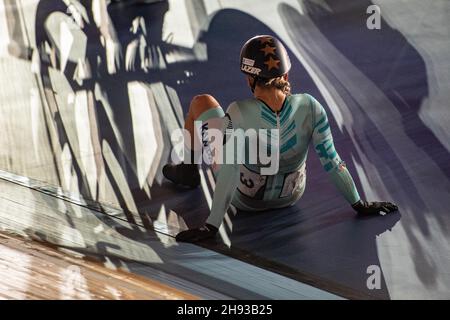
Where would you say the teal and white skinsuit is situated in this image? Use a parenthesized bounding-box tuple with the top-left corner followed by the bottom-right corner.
(196, 93, 361, 229)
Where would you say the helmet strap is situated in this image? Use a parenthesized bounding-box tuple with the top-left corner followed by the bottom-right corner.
(250, 76, 259, 93)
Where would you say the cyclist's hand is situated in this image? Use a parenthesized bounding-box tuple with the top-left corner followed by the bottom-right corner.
(352, 200, 398, 216)
(175, 224, 218, 243)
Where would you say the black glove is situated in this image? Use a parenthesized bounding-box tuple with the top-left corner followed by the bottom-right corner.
(352, 200, 398, 216)
(175, 224, 218, 243)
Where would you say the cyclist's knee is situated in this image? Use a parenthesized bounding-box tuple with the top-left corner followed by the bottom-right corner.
(189, 94, 221, 119)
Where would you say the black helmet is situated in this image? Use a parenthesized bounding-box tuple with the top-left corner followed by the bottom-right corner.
(240, 35, 291, 80)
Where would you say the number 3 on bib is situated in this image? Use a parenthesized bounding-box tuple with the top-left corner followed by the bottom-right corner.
(237, 165, 267, 200)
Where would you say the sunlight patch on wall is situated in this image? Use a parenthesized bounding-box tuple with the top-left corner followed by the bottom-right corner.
(128, 81, 159, 189)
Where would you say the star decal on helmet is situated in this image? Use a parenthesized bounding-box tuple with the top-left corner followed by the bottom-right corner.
(260, 44, 276, 56)
(258, 36, 273, 45)
(264, 56, 280, 71)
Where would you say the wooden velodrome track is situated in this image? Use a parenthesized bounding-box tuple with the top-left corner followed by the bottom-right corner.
(0, 232, 195, 300)
(0, 0, 449, 299)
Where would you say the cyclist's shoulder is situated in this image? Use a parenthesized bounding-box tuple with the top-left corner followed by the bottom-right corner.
(232, 98, 260, 108)
(226, 98, 259, 116)
(289, 93, 324, 114)
(288, 93, 316, 105)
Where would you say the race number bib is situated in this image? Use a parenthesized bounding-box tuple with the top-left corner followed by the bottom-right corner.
(238, 165, 267, 200)
(280, 164, 306, 198)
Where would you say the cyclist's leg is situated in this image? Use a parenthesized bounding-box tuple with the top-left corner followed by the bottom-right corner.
(163, 94, 225, 187)
(184, 94, 225, 164)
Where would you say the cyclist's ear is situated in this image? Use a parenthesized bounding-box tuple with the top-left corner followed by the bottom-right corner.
(283, 73, 289, 81)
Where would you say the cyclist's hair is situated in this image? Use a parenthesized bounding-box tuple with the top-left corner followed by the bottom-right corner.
(254, 75, 291, 95)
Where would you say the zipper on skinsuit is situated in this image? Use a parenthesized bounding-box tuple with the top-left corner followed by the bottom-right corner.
(276, 111, 281, 149)
(270, 111, 281, 198)
(275, 110, 281, 167)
